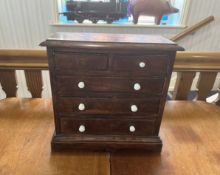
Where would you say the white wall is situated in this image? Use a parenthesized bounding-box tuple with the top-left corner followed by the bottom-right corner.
(0, 0, 220, 50)
(0, 0, 54, 49)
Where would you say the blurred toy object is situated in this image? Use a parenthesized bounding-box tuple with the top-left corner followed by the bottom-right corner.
(130, 0, 179, 24)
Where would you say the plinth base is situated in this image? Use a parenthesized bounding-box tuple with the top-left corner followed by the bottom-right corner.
(51, 133, 162, 152)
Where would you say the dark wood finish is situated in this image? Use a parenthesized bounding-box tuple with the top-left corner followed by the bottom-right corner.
(196, 72, 218, 100)
(1, 99, 220, 174)
(173, 72, 196, 100)
(57, 97, 160, 115)
(56, 76, 165, 97)
(54, 53, 171, 77)
(52, 135, 162, 152)
(43, 32, 181, 151)
(112, 54, 170, 76)
(48, 33, 175, 44)
(54, 53, 108, 73)
(60, 118, 156, 136)
(24, 70, 43, 98)
(41, 33, 183, 51)
(0, 70, 17, 97)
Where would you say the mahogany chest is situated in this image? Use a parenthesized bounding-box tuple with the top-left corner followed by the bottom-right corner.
(42, 32, 183, 151)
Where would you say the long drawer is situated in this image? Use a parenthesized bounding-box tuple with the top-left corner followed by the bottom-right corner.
(60, 118, 156, 136)
(56, 76, 165, 97)
(57, 97, 161, 115)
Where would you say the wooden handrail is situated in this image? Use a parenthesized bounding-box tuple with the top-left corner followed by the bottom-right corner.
(0, 49, 220, 71)
(174, 52, 220, 71)
(0, 49, 48, 69)
(0, 49, 47, 57)
(171, 16, 215, 42)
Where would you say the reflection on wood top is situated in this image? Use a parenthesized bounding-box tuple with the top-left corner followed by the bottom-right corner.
(0, 98, 220, 175)
(48, 32, 175, 44)
(41, 32, 184, 51)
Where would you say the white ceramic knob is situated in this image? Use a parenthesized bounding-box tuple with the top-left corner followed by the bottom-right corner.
(134, 83, 141, 91)
(131, 105, 138, 112)
(139, 62, 146, 68)
(78, 81, 85, 89)
(78, 103, 85, 111)
(129, 125, 136, 132)
(79, 125, 85, 132)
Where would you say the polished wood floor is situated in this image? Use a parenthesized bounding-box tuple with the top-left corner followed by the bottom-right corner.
(0, 98, 220, 175)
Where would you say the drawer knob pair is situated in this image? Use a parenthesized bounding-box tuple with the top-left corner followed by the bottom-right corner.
(78, 104, 139, 112)
(79, 81, 142, 91)
(131, 105, 138, 112)
(139, 62, 146, 68)
(78, 125, 135, 133)
(133, 83, 141, 91)
(78, 82, 85, 89)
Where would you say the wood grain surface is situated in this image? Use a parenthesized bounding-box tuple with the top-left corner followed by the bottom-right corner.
(111, 101, 220, 175)
(48, 33, 175, 45)
(0, 99, 220, 175)
(41, 33, 183, 51)
(0, 98, 110, 175)
(24, 70, 43, 98)
(172, 72, 196, 100)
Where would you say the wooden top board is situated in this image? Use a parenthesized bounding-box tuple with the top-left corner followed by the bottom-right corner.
(41, 32, 184, 51)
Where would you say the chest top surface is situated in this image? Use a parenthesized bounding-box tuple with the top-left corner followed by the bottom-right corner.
(48, 32, 174, 44)
(42, 32, 183, 51)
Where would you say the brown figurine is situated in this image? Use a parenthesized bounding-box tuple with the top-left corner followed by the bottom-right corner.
(130, 0, 179, 24)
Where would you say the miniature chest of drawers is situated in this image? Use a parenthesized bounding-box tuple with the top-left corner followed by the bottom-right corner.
(42, 32, 183, 151)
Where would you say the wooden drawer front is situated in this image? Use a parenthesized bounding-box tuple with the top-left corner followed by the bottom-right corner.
(60, 118, 155, 136)
(56, 76, 165, 97)
(57, 98, 160, 115)
(54, 53, 108, 73)
(112, 54, 170, 76)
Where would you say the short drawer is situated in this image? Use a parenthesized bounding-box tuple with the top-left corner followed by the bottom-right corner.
(56, 76, 165, 97)
(112, 54, 170, 76)
(57, 97, 160, 115)
(54, 52, 108, 74)
(60, 118, 156, 136)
